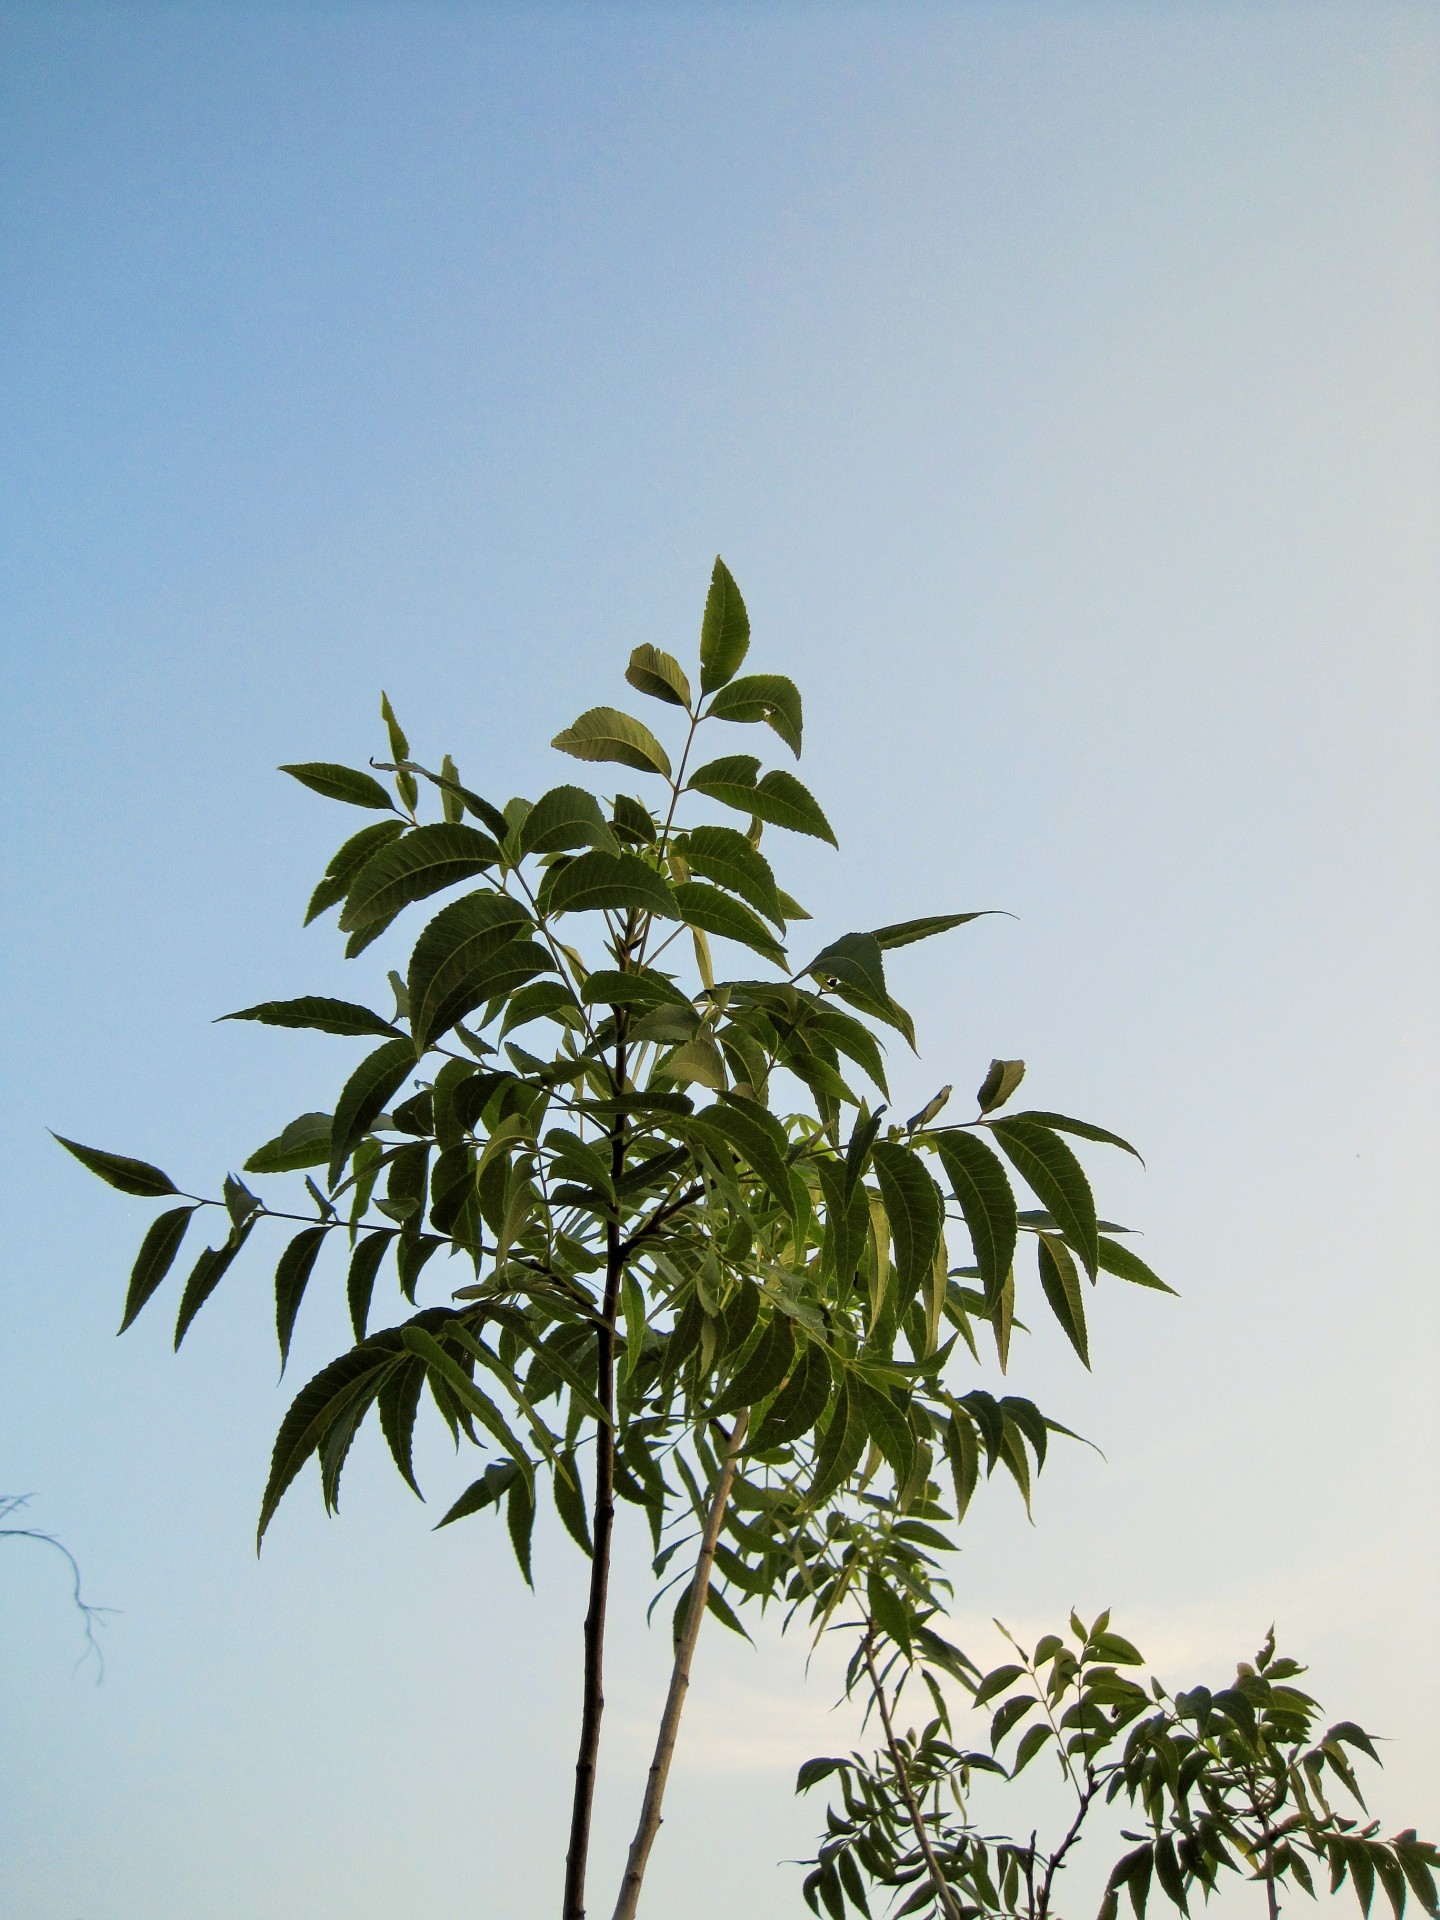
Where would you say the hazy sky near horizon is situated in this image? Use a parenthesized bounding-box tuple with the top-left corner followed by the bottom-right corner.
(2, 6, 1437, 1918)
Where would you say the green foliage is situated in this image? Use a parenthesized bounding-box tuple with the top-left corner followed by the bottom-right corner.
(59, 556, 1179, 1917)
(798, 1614, 1439, 1920)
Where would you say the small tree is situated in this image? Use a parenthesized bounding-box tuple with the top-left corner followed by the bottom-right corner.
(58, 559, 1168, 1917)
(798, 1613, 1439, 1920)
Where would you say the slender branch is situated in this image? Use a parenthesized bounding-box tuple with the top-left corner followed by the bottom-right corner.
(610, 1411, 750, 1920)
(1036, 1779, 1098, 1918)
(1, 1495, 113, 1680)
(616, 1183, 704, 1260)
(862, 1630, 965, 1920)
(562, 994, 630, 1920)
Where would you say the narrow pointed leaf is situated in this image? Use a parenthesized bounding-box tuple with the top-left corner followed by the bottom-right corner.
(869, 912, 990, 950)
(221, 997, 401, 1039)
(330, 1039, 418, 1184)
(54, 1135, 179, 1198)
(119, 1206, 197, 1331)
(682, 824, 785, 924)
(933, 1131, 1017, 1301)
(275, 1226, 328, 1368)
(672, 881, 786, 964)
(1036, 1233, 1090, 1368)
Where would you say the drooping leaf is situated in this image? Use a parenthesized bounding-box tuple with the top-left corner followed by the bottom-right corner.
(672, 881, 786, 964)
(713, 1312, 796, 1416)
(399, 1327, 532, 1485)
(119, 1205, 197, 1332)
(329, 1039, 419, 1185)
(852, 1378, 916, 1485)
(699, 556, 751, 693)
(551, 706, 672, 779)
(751, 1343, 832, 1449)
(54, 1135, 179, 1199)
(519, 785, 621, 858)
(173, 1218, 256, 1349)
(347, 1230, 390, 1340)
(221, 997, 402, 1039)
(1036, 1233, 1089, 1368)
(681, 824, 785, 924)
(275, 1226, 328, 1368)
(405, 892, 536, 1049)
(869, 912, 990, 950)
(990, 1118, 1099, 1276)
(544, 850, 679, 921)
(258, 1337, 402, 1543)
(804, 933, 913, 1043)
(625, 644, 693, 709)
(280, 762, 395, 811)
(807, 1376, 867, 1506)
(932, 1132, 1017, 1302)
(707, 673, 803, 755)
(305, 819, 407, 924)
(871, 1142, 944, 1311)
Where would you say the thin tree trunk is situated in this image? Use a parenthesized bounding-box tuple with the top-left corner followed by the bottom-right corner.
(609, 1410, 750, 1920)
(863, 1633, 965, 1920)
(562, 1035, 628, 1920)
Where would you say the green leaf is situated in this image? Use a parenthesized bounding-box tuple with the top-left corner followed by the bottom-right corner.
(305, 819, 407, 924)
(795, 1756, 847, 1793)
(244, 1112, 331, 1175)
(699, 556, 751, 693)
(707, 673, 803, 755)
(867, 1567, 913, 1659)
(400, 1327, 533, 1486)
(687, 754, 837, 844)
(713, 1312, 796, 1416)
(852, 1378, 916, 1484)
(551, 706, 672, 778)
(871, 1142, 944, 1310)
(339, 823, 502, 936)
(661, 1031, 728, 1091)
(119, 1205, 197, 1332)
(221, 997, 401, 1040)
(347, 1230, 389, 1340)
(687, 1098, 796, 1218)
(519, 785, 621, 858)
(626, 643, 693, 709)
(434, 1459, 525, 1530)
(544, 850, 679, 920)
(578, 967, 691, 1009)
(1037, 1233, 1089, 1368)
(507, 1473, 536, 1586)
(705, 1584, 752, 1641)
(1010, 1720, 1055, 1778)
(672, 881, 786, 964)
(406, 892, 535, 1049)
(173, 1218, 256, 1349)
(54, 1134, 179, 1198)
(1013, 1110, 1143, 1163)
(972, 1663, 1027, 1708)
(869, 912, 990, 950)
(330, 1039, 418, 1184)
(257, 1336, 398, 1543)
(977, 1058, 1026, 1114)
(932, 1131, 1017, 1301)
(280, 762, 395, 811)
(498, 979, 581, 1036)
(681, 824, 785, 924)
(275, 1226, 328, 1369)
(804, 933, 913, 1043)
(751, 1343, 832, 1449)
(990, 1117, 1099, 1277)
(1097, 1236, 1175, 1294)
(807, 1376, 868, 1505)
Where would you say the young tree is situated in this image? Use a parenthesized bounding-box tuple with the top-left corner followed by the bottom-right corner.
(58, 559, 1167, 1917)
(798, 1612, 1439, 1920)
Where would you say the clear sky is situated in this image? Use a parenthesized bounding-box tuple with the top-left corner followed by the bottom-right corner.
(2, 6, 1436, 1918)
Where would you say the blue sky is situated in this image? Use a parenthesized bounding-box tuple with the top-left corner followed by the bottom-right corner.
(2, 6, 1436, 1917)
